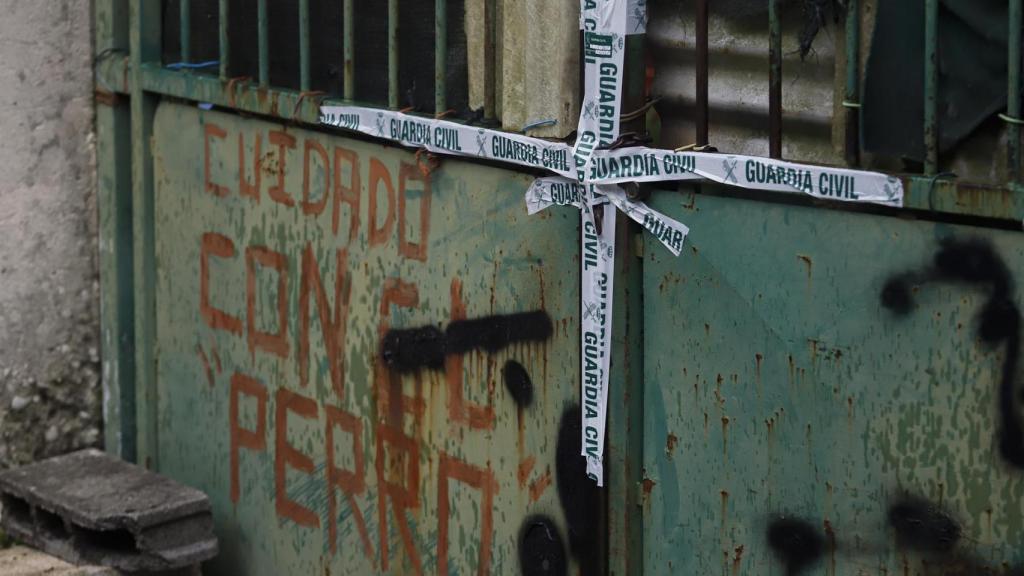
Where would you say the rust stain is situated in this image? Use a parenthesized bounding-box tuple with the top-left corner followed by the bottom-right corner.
(517, 456, 536, 489)
(641, 477, 656, 497)
(704, 323, 711, 336)
(755, 352, 763, 380)
(721, 416, 730, 456)
(666, 433, 678, 456)
(797, 254, 813, 278)
(823, 519, 837, 575)
(528, 470, 552, 502)
(719, 490, 729, 538)
(731, 545, 744, 575)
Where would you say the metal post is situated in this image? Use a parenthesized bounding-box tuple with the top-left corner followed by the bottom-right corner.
(299, 0, 310, 91)
(129, 0, 161, 468)
(436, 0, 448, 114)
(389, 0, 399, 108)
(844, 0, 860, 166)
(768, 0, 782, 158)
(218, 0, 228, 79)
(258, 0, 269, 87)
(180, 0, 190, 64)
(1008, 0, 1022, 181)
(484, 0, 496, 120)
(344, 0, 355, 100)
(696, 0, 709, 147)
(924, 0, 939, 175)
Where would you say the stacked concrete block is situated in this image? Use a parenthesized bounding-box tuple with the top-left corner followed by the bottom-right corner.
(0, 449, 217, 574)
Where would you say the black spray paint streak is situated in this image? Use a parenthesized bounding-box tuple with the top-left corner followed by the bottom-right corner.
(881, 238, 1024, 468)
(502, 360, 534, 408)
(380, 311, 553, 373)
(518, 515, 567, 576)
(887, 495, 961, 553)
(766, 516, 824, 576)
(554, 404, 599, 576)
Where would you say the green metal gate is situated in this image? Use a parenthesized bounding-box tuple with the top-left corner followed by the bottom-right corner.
(94, 1, 1024, 574)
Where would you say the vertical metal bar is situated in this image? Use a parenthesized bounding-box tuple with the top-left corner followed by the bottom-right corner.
(389, 0, 399, 108)
(299, 0, 311, 91)
(344, 0, 355, 100)
(695, 0, 709, 147)
(258, 0, 269, 87)
(924, 0, 939, 175)
(484, 0, 497, 120)
(435, 0, 448, 114)
(768, 0, 782, 158)
(1008, 0, 1022, 181)
(95, 0, 137, 462)
(844, 0, 860, 166)
(218, 0, 229, 79)
(130, 0, 161, 469)
(180, 0, 190, 64)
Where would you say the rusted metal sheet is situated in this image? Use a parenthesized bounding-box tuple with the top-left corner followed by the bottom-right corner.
(150, 102, 591, 574)
(642, 186, 1024, 574)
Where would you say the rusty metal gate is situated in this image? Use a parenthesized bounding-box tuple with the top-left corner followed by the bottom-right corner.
(94, 0, 1024, 574)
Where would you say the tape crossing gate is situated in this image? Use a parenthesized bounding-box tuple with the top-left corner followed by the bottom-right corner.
(319, 0, 904, 485)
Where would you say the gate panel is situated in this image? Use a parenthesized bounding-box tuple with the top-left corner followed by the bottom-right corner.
(150, 103, 586, 574)
(642, 189, 1024, 574)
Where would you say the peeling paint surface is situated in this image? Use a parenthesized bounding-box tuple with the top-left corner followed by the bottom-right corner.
(150, 103, 590, 575)
(644, 189, 1024, 574)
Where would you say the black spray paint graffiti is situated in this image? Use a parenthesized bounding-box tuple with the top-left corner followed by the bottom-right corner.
(768, 496, 1023, 575)
(380, 311, 554, 374)
(380, 311, 596, 576)
(767, 238, 1024, 574)
(881, 237, 1024, 467)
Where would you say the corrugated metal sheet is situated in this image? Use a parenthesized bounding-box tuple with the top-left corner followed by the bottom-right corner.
(649, 0, 845, 165)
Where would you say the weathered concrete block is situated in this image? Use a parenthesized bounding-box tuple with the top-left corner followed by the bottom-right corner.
(0, 545, 117, 576)
(0, 449, 217, 573)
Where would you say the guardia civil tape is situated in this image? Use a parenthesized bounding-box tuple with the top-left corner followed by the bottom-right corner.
(318, 106, 574, 178)
(583, 0, 647, 34)
(580, 188, 616, 485)
(527, 177, 689, 257)
(575, 0, 629, 486)
(573, 0, 627, 184)
(588, 147, 904, 207)
(319, 106, 905, 208)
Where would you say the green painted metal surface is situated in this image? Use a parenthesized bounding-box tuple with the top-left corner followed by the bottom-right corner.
(150, 102, 589, 574)
(642, 187, 1024, 574)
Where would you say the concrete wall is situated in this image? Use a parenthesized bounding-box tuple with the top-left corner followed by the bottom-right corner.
(0, 1, 99, 468)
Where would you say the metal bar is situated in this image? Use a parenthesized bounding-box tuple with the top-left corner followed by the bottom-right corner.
(179, 0, 191, 64)
(389, 0, 399, 108)
(696, 0, 709, 147)
(299, 0, 310, 90)
(258, 0, 269, 87)
(768, 0, 782, 158)
(436, 0, 447, 114)
(924, 0, 939, 175)
(1009, 0, 1022, 181)
(129, 0, 161, 468)
(218, 0, 228, 79)
(94, 0, 136, 462)
(344, 0, 354, 100)
(484, 0, 496, 120)
(844, 0, 860, 166)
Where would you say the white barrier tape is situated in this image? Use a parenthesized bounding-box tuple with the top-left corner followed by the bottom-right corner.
(318, 106, 575, 178)
(628, 0, 648, 34)
(319, 107, 905, 208)
(590, 148, 904, 207)
(583, 0, 647, 35)
(527, 177, 612, 215)
(574, 0, 629, 487)
(599, 184, 690, 256)
(573, 0, 627, 184)
(527, 177, 688, 256)
(580, 189, 616, 484)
